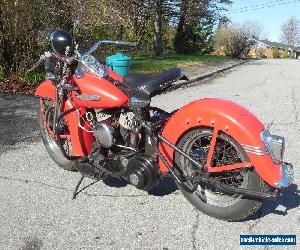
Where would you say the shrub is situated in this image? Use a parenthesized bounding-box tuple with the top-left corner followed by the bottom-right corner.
(213, 22, 262, 58)
(282, 49, 289, 58)
(255, 48, 267, 58)
(22, 72, 45, 84)
(272, 48, 281, 58)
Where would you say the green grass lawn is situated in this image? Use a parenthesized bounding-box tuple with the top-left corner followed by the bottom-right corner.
(130, 54, 232, 74)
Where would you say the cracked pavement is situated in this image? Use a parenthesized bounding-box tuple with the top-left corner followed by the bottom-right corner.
(0, 59, 299, 249)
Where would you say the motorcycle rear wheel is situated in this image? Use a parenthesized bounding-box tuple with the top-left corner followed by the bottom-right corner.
(175, 128, 269, 221)
(38, 98, 76, 171)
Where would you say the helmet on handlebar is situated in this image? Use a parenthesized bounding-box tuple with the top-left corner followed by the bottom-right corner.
(50, 29, 74, 56)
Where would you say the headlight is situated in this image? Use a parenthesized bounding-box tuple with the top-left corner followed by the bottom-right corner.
(261, 130, 285, 163)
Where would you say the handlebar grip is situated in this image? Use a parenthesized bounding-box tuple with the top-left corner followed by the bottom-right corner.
(115, 41, 139, 47)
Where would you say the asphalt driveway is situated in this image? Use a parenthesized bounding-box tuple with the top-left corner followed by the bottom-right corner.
(0, 59, 299, 249)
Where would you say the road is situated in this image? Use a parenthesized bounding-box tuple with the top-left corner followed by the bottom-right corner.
(0, 59, 299, 250)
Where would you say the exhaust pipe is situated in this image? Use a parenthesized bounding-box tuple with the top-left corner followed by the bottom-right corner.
(203, 179, 280, 201)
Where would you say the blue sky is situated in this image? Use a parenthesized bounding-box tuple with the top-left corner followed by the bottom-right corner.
(225, 0, 300, 42)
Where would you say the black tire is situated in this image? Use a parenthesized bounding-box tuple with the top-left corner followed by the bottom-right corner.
(38, 98, 76, 171)
(174, 128, 269, 221)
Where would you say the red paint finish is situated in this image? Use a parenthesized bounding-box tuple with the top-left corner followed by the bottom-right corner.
(72, 72, 128, 109)
(36, 89, 94, 156)
(205, 128, 218, 168)
(207, 162, 252, 173)
(107, 68, 123, 81)
(64, 101, 94, 156)
(159, 98, 282, 187)
(35, 80, 56, 100)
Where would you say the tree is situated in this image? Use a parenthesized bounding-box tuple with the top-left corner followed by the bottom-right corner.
(0, 0, 46, 76)
(0, 0, 235, 78)
(280, 16, 300, 47)
(0, 0, 82, 77)
(153, 0, 164, 56)
(214, 22, 263, 58)
(174, 0, 232, 54)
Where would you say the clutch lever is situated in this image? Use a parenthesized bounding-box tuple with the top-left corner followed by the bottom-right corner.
(27, 51, 53, 72)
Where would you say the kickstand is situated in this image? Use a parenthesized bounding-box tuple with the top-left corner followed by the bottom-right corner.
(72, 175, 85, 200)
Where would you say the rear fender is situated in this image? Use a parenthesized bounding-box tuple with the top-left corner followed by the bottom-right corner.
(159, 98, 281, 187)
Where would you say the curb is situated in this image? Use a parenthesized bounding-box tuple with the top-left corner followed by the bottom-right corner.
(167, 59, 246, 92)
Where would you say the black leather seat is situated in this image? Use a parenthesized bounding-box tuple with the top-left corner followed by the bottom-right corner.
(123, 68, 187, 97)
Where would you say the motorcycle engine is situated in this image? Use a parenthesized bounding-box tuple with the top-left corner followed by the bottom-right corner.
(125, 154, 160, 190)
(119, 112, 140, 147)
(92, 111, 139, 149)
(91, 110, 161, 190)
(93, 121, 115, 148)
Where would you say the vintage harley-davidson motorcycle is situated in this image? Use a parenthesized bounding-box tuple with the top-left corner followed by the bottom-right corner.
(30, 30, 294, 221)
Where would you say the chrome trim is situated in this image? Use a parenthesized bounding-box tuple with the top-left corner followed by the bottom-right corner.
(241, 144, 268, 156)
(274, 162, 294, 189)
(86, 40, 138, 55)
(75, 93, 101, 101)
(79, 54, 108, 78)
(261, 129, 285, 163)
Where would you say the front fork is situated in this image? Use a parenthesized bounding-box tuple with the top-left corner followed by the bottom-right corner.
(53, 84, 62, 128)
(53, 78, 71, 123)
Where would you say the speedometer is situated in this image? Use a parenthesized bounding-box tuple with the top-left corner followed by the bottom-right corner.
(81, 54, 96, 64)
(79, 54, 108, 78)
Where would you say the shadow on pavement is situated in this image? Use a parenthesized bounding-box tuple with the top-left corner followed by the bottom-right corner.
(0, 94, 40, 153)
(248, 184, 300, 221)
(103, 176, 178, 196)
(103, 176, 128, 188)
(147, 177, 178, 196)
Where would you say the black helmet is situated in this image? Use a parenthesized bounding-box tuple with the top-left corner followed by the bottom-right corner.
(50, 29, 74, 56)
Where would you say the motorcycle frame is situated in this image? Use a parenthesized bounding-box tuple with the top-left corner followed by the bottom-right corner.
(36, 80, 283, 189)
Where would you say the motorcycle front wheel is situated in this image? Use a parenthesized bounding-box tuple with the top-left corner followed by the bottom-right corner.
(175, 128, 269, 221)
(38, 98, 76, 171)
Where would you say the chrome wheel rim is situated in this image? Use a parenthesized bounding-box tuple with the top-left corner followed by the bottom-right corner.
(180, 130, 249, 207)
(40, 100, 72, 160)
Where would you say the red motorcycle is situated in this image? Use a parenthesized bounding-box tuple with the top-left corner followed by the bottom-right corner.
(30, 30, 294, 221)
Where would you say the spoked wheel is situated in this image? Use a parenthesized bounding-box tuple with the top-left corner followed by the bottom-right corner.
(38, 98, 76, 171)
(175, 128, 269, 221)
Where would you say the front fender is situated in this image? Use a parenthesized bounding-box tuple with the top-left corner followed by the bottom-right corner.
(35, 80, 56, 100)
(63, 101, 94, 156)
(159, 98, 282, 187)
(36, 81, 93, 156)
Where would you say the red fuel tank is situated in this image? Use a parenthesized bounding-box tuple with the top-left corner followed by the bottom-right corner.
(72, 72, 128, 109)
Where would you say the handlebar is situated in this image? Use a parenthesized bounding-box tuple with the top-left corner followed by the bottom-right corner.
(28, 52, 76, 72)
(28, 56, 46, 72)
(28, 40, 138, 72)
(86, 40, 139, 55)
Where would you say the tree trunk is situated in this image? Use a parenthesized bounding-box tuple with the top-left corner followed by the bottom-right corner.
(153, 0, 163, 57)
(174, 0, 188, 54)
(0, 2, 13, 76)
